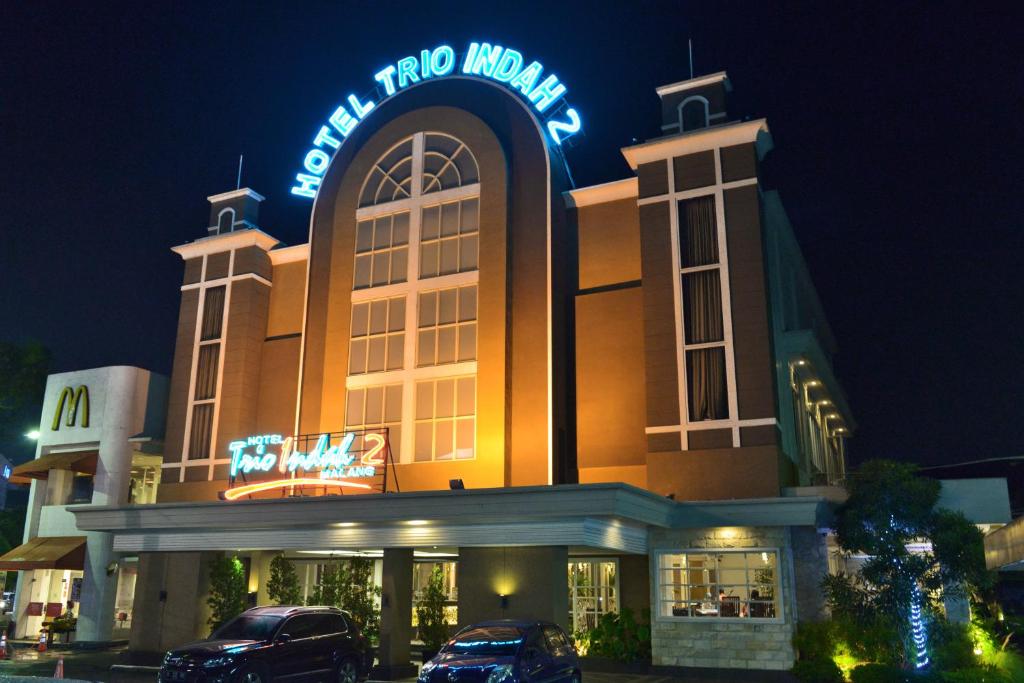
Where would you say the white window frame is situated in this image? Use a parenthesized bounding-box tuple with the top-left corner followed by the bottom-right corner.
(654, 548, 785, 624)
(347, 132, 480, 464)
(677, 96, 710, 132)
(568, 557, 620, 634)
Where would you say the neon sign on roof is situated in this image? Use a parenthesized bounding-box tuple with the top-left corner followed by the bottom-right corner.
(291, 41, 583, 199)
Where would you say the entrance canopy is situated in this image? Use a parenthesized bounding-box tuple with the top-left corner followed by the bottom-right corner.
(10, 451, 98, 484)
(68, 483, 833, 555)
(0, 535, 86, 570)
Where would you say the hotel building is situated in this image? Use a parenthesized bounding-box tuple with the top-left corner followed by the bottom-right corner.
(10, 66, 971, 673)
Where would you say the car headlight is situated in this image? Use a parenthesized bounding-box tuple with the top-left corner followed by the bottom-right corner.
(201, 656, 233, 669)
(486, 664, 515, 683)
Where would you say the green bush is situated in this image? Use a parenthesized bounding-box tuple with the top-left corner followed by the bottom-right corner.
(583, 608, 651, 663)
(941, 666, 1012, 683)
(836, 615, 904, 666)
(793, 621, 837, 662)
(207, 555, 247, 633)
(850, 663, 911, 683)
(791, 658, 844, 683)
(928, 621, 975, 672)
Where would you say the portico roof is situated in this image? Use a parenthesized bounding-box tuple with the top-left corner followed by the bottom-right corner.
(69, 483, 834, 555)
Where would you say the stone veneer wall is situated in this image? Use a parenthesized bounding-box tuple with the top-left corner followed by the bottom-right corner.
(648, 526, 798, 671)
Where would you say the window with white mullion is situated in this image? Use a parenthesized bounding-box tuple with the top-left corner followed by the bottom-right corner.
(678, 194, 728, 422)
(349, 131, 481, 465)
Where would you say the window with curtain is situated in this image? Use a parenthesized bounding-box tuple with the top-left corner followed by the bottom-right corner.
(679, 195, 728, 421)
(349, 132, 481, 463)
(186, 285, 226, 460)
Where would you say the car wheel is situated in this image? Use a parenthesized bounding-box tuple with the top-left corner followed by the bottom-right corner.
(236, 665, 266, 683)
(336, 658, 359, 683)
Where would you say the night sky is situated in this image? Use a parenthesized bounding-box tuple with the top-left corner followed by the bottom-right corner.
(2, 2, 1022, 469)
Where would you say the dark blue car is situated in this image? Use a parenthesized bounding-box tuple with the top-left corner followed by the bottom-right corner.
(419, 620, 581, 683)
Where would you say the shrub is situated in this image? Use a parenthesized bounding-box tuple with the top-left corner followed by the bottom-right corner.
(941, 666, 1012, 683)
(207, 555, 247, 632)
(850, 663, 910, 683)
(267, 554, 301, 605)
(791, 658, 844, 683)
(793, 621, 837, 662)
(583, 608, 651, 663)
(928, 621, 975, 672)
(415, 565, 449, 651)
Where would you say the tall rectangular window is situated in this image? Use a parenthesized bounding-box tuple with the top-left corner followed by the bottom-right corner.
(187, 286, 226, 460)
(679, 196, 728, 421)
(414, 377, 475, 461)
(350, 297, 405, 374)
(420, 198, 479, 278)
(345, 385, 403, 460)
(657, 550, 778, 619)
(354, 212, 410, 289)
(351, 133, 480, 467)
(417, 285, 477, 366)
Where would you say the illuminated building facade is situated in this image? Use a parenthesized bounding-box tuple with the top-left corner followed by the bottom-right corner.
(66, 62, 866, 672)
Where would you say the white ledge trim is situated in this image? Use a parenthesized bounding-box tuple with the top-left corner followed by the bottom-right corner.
(171, 228, 279, 260)
(655, 71, 731, 98)
(621, 119, 771, 170)
(564, 177, 638, 208)
(269, 243, 309, 266)
(207, 188, 265, 203)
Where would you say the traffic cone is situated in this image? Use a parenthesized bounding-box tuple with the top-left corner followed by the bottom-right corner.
(0, 632, 7, 659)
(38, 630, 47, 653)
(54, 657, 64, 679)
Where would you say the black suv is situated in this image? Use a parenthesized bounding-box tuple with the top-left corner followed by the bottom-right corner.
(159, 606, 370, 683)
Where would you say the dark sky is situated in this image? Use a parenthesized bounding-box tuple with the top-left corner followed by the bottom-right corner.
(2, 2, 1022, 468)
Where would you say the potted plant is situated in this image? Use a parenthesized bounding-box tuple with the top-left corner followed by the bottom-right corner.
(416, 566, 449, 662)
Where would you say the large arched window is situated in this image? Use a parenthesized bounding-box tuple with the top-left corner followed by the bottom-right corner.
(348, 132, 481, 464)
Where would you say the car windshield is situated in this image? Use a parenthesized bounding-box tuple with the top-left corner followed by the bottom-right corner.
(211, 615, 283, 642)
(447, 626, 524, 657)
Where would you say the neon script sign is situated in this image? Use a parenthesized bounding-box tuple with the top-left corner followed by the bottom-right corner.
(228, 433, 386, 479)
(291, 41, 583, 199)
(223, 432, 389, 501)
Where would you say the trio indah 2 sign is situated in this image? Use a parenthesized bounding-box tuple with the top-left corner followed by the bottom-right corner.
(291, 41, 582, 199)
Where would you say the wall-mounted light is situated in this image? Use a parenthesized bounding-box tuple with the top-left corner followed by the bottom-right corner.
(25, 430, 40, 440)
(406, 520, 428, 526)
(806, 380, 821, 388)
(499, 594, 509, 609)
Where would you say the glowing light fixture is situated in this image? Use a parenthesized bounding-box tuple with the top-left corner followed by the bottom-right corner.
(406, 520, 429, 526)
(25, 430, 40, 440)
(222, 478, 372, 501)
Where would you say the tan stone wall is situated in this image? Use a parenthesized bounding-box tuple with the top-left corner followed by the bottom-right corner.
(648, 526, 797, 671)
(576, 198, 641, 290)
(575, 287, 647, 471)
(266, 260, 306, 338)
(458, 546, 569, 630)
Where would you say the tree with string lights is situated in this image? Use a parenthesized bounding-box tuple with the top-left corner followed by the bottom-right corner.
(824, 460, 992, 670)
